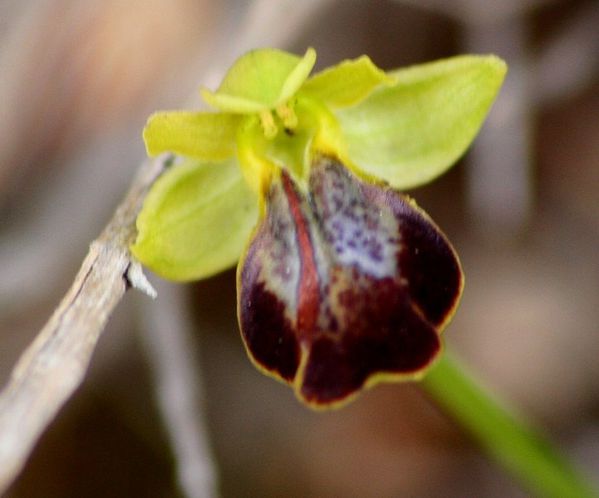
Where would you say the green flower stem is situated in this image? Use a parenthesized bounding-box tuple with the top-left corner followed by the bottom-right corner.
(421, 351, 599, 498)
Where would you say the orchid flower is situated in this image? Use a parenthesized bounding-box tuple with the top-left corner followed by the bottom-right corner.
(132, 48, 506, 408)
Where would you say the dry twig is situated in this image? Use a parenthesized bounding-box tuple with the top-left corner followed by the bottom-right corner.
(0, 154, 171, 494)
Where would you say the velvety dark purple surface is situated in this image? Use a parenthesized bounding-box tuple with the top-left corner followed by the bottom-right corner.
(238, 156, 462, 405)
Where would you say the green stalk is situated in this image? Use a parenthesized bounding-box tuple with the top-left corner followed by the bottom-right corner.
(421, 351, 599, 498)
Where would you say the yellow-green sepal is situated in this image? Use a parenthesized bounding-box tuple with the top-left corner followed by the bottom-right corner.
(201, 48, 317, 113)
(336, 55, 507, 189)
(301, 55, 395, 108)
(131, 158, 258, 281)
(143, 111, 241, 161)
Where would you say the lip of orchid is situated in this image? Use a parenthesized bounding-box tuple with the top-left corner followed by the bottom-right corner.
(237, 154, 463, 407)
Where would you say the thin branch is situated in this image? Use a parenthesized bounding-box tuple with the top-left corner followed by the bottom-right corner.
(0, 154, 171, 494)
(137, 280, 217, 498)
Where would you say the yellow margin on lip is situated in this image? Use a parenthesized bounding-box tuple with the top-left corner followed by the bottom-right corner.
(234, 158, 465, 411)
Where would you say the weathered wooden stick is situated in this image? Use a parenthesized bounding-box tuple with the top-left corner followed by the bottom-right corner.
(0, 155, 171, 493)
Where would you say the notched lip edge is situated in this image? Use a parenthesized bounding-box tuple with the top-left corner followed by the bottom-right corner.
(293, 337, 444, 411)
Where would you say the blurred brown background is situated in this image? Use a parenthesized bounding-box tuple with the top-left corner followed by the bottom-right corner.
(1, 0, 598, 496)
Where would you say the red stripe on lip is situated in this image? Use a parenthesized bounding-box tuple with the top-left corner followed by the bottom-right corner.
(281, 172, 320, 341)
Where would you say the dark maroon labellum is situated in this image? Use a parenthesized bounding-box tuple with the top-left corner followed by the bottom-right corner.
(238, 155, 463, 407)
